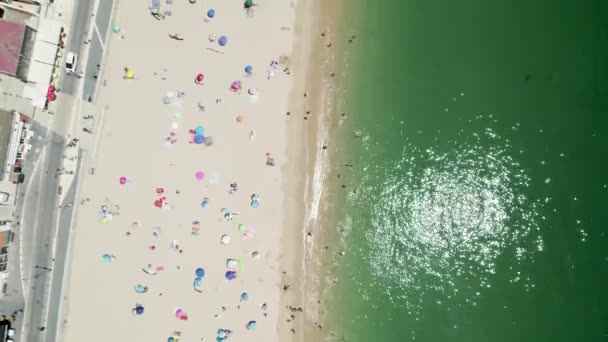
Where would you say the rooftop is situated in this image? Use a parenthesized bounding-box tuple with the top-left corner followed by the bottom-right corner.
(0, 19, 26, 76)
(0, 110, 14, 172)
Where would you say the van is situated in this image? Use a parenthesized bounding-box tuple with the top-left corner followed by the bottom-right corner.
(65, 52, 78, 73)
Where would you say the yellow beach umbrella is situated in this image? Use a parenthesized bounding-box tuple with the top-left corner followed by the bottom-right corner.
(125, 70, 135, 79)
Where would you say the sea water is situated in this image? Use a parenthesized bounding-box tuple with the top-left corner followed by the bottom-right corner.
(321, 0, 608, 341)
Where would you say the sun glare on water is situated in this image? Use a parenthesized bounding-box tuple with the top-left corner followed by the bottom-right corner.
(347, 125, 544, 311)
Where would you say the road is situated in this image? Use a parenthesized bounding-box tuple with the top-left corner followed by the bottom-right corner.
(61, 0, 114, 101)
(60, 0, 94, 96)
(83, 0, 114, 101)
(18, 124, 67, 342)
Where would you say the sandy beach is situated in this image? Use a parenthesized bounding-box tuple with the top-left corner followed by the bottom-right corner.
(60, 0, 319, 341)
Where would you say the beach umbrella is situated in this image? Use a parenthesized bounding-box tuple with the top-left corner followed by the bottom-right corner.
(252, 251, 260, 261)
(168, 337, 175, 342)
(175, 308, 183, 318)
(218, 35, 228, 46)
(225, 271, 237, 280)
(125, 70, 134, 79)
(245, 65, 253, 74)
(244, 0, 254, 8)
(248, 88, 257, 95)
(221, 234, 231, 245)
(195, 125, 205, 135)
(226, 259, 239, 269)
(201, 198, 209, 208)
(194, 134, 205, 144)
(101, 253, 113, 263)
(240, 292, 249, 301)
(207, 9, 215, 18)
(195, 73, 205, 83)
(238, 224, 246, 232)
(230, 80, 241, 91)
(247, 321, 257, 330)
(236, 115, 244, 123)
(112, 24, 120, 33)
(194, 277, 203, 287)
(135, 305, 144, 315)
(195, 170, 205, 181)
(119, 176, 127, 185)
(218, 330, 227, 339)
(195, 268, 205, 278)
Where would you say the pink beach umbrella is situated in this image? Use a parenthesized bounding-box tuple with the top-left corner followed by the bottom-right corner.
(195, 170, 205, 181)
(119, 176, 127, 185)
(230, 80, 241, 92)
(195, 73, 204, 84)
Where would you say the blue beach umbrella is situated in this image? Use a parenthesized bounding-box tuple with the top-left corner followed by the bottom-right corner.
(195, 125, 205, 135)
(135, 284, 146, 293)
(102, 253, 112, 263)
(245, 65, 253, 74)
(194, 134, 205, 144)
(218, 330, 227, 339)
(201, 198, 209, 208)
(225, 271, 237, 280)
(196, 267, 206, 278)
(218, 35, 228, 46)
(194, 277, 203, 287)
(207, 9, 216, 18)
(134, 305, 144, 315)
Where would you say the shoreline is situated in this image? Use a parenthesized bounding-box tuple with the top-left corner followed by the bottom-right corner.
(278, 0, 351, 339)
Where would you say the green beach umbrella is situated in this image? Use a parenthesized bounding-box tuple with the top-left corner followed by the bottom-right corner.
(244, 0, 253, 8)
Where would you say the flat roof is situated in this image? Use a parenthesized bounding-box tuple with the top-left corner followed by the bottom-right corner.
(0, 19, 26, 76)
(0, 110, 14, 173)
(0, 230, 8, 249)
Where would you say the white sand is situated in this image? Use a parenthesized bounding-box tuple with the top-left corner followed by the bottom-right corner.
(63, 1, 298, 341)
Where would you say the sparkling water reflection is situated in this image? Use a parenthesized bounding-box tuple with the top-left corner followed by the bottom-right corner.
(347, 124, 544, 311)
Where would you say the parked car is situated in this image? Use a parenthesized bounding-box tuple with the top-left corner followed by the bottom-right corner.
(0, 192, 9, 204)
(65, 52, 78, 73)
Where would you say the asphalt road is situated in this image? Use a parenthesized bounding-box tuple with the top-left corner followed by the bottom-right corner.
(43, 150, 83, 342)
(61, 0, 94, 96)
(82, 0, 114, 101)
(18, 125, 66, 342)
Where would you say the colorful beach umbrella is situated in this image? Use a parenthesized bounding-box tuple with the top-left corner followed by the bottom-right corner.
(134, 305, 144, 315)
(225, 271, 237, 280)
(218, 35, 228, 46)
(194, 134, 205, 144)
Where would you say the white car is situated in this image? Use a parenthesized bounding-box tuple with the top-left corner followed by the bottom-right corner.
(0, 191, 9, 204)
(65, 52, 78, 73)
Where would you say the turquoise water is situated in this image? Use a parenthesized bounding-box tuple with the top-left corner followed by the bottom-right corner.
(323, 0, 608, 341)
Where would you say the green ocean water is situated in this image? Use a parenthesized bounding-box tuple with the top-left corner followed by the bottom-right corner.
(321, 0, 608, 341)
